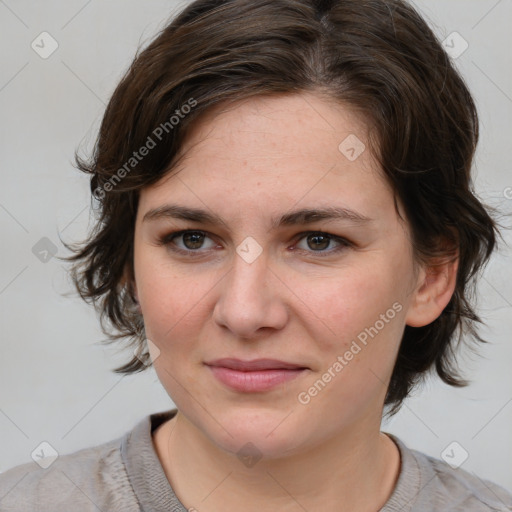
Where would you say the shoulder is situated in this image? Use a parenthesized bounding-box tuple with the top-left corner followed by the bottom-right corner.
(0, 436, 139, 512)
(389, 435, 512, 512)
(421, 453, 512, 511)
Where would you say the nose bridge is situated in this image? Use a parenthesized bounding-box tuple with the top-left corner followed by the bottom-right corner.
(233, 245, 268, 292)
(213, 245, 287, 337)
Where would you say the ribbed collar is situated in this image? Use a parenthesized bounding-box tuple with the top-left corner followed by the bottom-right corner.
(121, 408, 426, 512)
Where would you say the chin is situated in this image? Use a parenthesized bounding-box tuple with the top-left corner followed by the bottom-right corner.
(201, 405, 309, 461)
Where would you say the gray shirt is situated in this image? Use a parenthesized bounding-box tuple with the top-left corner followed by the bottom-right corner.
(1, 408, 511, 511)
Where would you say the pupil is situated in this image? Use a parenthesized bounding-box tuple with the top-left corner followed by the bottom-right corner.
(308, 233, 329, 250)
(184, 232, 204, 249)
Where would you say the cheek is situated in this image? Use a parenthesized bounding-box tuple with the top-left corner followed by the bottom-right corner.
(290, 261, 408, 408)
(140, 277, 208, 339)
(293, 264, 403, 348)
(134, 251, 213, 345)
(294, 274, 406, 417)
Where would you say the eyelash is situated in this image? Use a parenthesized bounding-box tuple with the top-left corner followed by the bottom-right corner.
(156, 229, 352, 258)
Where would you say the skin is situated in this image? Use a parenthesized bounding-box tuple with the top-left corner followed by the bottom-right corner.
(131, 92, 458, 511)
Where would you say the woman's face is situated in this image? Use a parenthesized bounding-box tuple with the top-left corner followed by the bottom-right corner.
(133, 93, 424, 458)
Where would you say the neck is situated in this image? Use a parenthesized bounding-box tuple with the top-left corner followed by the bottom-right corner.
(152, 410, 401, 512)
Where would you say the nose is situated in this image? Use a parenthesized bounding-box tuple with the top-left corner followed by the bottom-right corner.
(212, 248, 288, 339)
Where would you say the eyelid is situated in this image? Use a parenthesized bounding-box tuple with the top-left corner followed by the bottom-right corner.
(159, 229, 218, 255)
(292, 231, 352, 255)
(157, 229, 352, 257)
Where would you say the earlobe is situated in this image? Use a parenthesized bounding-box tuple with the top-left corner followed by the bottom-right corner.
(130, 279, 140, 306)
(121, 263, 140, 309)
(131, 285, 142, 314)
(405, 256, 458, 328)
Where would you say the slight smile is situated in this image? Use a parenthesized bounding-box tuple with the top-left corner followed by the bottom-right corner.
(204, 358, 309, 393)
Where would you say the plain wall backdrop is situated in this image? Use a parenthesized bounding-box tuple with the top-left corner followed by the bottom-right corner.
(1, 0, 511, 493)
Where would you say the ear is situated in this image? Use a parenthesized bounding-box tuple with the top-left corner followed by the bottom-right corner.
(121, 263, 140, 307)
(131, 279, 140, 306)
(405, 254, 458, 328)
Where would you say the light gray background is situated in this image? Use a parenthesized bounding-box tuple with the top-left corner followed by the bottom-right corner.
(1, 0, 511, 493)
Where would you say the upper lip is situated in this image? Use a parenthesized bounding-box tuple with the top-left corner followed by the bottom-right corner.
(205, 358, 307, 371)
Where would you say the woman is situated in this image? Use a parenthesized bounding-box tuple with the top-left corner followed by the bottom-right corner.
(1, 0, 511, 510)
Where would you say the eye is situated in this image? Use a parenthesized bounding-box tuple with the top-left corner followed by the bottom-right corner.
(159, 230, 218, 255)
(294, 231, 351, 256)
(157, 229, 352, 258)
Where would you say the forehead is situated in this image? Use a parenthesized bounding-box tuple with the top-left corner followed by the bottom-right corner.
(178, 93, 372, 164)
(140, 93, 393, 220)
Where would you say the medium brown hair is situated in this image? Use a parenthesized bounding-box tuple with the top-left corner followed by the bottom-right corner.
(63, 0, 500, 416)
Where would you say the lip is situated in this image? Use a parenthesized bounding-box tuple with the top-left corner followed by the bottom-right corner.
(205, 358, 308, 393)
(205, 358, 307, 371)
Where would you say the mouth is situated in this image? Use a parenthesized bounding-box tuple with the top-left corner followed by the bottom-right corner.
(204, 358, 309, 393)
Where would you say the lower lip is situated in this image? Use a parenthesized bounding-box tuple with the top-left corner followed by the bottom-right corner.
(207, 365, 306, 392)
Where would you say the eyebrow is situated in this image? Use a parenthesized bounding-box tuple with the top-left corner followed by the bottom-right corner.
(142, 204, 373, 229)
